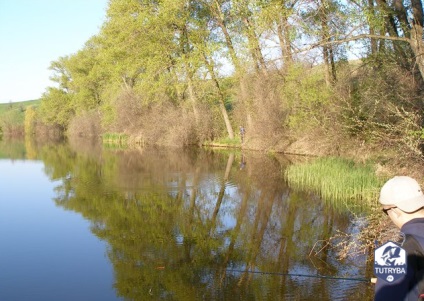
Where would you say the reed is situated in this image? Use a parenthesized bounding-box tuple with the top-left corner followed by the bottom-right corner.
(101, 133, 129, 147)
(203, 137, 242, 147)
(285, 157, 387, 212)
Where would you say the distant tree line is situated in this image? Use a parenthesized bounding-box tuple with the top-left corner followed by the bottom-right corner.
(34, 0, 424, 158)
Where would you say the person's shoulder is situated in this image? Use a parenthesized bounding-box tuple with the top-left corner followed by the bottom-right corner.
(403, 234, 423, 252)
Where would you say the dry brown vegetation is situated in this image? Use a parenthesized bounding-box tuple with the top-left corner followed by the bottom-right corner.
(72, 89, 222, 147)
(67, 110, 102, 138)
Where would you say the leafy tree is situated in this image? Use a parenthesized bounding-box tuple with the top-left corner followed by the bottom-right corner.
(24, 105, 37, 136)
(35, 0, 424, 157)
(38, 87, 74, 130)
(256, 0, 297, 67)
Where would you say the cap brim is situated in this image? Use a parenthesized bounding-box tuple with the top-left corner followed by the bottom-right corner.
(396, 194, 424, 213)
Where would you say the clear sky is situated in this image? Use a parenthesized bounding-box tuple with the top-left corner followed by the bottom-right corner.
(0, 0, 108, 103)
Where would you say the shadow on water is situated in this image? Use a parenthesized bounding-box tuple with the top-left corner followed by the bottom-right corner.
(0, 137, 375, 300)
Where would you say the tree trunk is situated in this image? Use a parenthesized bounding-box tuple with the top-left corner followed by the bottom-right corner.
(243, 17, 268, 75)
(409, 0, 424, 81)
(277, 14, 293, 66)
(375, 0, 412, 69)
(186, 75, 200, 122)
(367, 0, 378, 54)
(202, 52, 235, 139)
(320, 2, 335, 84)
(212, 0, 241, 72)
(209, 0, 253, 132)
(409, 23, 424, 82)
(180, 24, 199, 122)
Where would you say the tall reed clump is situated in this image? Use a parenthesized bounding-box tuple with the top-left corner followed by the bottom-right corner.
(285, 157, 387, 212)
(102, 133, 129, 148)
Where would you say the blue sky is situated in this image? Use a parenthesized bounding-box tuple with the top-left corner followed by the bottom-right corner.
(0, 0, 108, 103)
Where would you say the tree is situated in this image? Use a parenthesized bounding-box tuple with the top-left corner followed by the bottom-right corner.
(24, 105, 37, 136)
(232, 0, 268, 74)
(257, 0, 297, 67)
(39, 87, 74, 129)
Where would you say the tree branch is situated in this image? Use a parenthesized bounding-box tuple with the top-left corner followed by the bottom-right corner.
(294, 33, 411, 54)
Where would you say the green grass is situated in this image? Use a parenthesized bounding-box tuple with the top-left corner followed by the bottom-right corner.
(0, 99, 41, 126)
(203, 136, 242, 147)
(285, 157, 387, 213)
(0, 99, 40, 113)
(101, 132, 129, 147)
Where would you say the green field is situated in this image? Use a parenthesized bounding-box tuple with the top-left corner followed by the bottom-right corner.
(0, 99, 40, 127)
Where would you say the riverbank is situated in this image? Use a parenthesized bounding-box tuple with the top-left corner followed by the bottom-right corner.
(203, 135, 421, 262)
(102, 127, 424, 182)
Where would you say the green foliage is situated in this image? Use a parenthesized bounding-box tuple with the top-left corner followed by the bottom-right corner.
(339, 61, 424, 156)
(204, 136, 241, 146)
(32, 0, 424, 158)
(411, 128, 424, 139)
(0, 99, 39, 118)
(24, 105, 37, 135)
(282, 64, 333, 131)
(0, 107, 24, 125)
(285, 157, 387, 212)
(38, 87, 74, 129)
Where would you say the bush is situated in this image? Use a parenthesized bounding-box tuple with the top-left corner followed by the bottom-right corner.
(337, 62, 424, 157)
(282, 64, 333, 132)
(24, 106, 37, 136)
(67, 110, 102, 138)
(0, 109, 25, 137)
(232, 72, 289, 149)
(99, 89, 221, 147)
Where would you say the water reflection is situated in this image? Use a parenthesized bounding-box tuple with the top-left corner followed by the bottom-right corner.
(0, 138, 375, 300)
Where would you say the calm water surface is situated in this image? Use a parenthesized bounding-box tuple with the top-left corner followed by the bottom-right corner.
(0, 138, 375, 300)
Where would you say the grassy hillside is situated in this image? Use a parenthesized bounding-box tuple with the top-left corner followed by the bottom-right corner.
(0, 99, 41, 135)
(0, 99, 40, 117)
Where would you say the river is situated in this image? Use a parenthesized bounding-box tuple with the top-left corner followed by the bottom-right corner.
(0, 138, 375, 300)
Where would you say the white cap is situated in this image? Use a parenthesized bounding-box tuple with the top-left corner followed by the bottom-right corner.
(379, 176, 424, 212)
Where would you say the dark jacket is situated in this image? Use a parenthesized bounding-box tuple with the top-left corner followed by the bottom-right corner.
(375, 218, 424, 301)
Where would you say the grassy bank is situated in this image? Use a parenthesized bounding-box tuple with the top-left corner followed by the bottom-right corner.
(285, 157, 388, 213)
(285, 156, 394, 261)
(202, 137, 242, 148)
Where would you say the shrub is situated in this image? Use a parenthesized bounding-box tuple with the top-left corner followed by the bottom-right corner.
(102, 89, 220, 147)
(24, 106, 37, 136)
(281, 64, 333, 133)
(67, 110, 102, 138)
(337, 62, 424, 157)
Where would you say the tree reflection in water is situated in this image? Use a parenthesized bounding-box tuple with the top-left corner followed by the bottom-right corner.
(34, 140, 374, 301)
